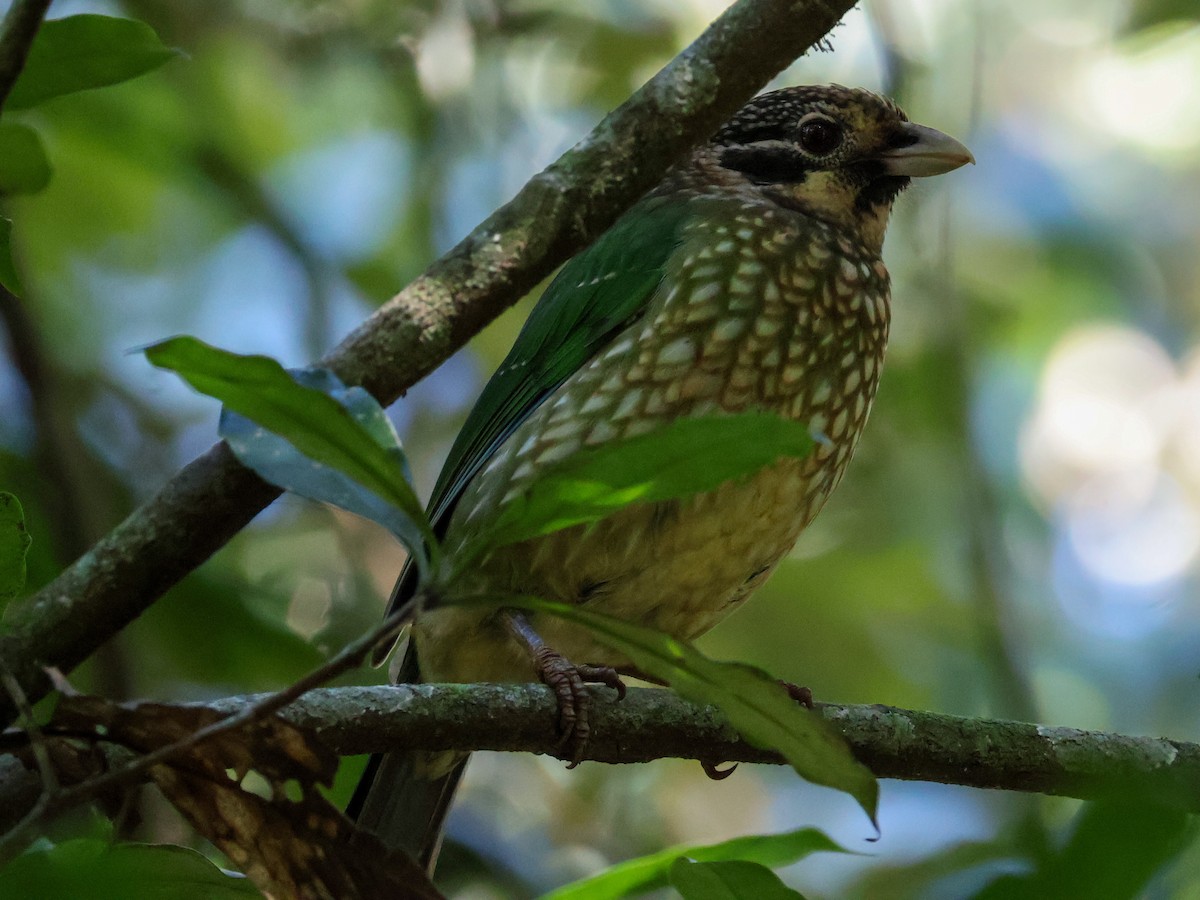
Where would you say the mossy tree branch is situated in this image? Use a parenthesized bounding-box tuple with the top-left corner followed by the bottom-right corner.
(3, 686, 1196, 826)
(0, 0, 858, 727)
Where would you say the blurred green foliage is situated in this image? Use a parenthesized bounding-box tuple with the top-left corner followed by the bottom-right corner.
(3, 0, 1200, 898)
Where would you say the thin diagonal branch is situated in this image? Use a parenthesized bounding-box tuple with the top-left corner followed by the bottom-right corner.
(0, 0, 50, 113)
(0, 0, 859, 728)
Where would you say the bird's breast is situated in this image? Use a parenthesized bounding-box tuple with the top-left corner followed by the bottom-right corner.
(418, 206, 891, 683)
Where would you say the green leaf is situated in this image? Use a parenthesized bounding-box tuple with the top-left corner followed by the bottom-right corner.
(0, 218, 22, 294)
(500, 596, 878, 824)
(542, 828, 844, 900)
(6, 15, 179, 111)
(144, 337, 435, 574)
(472, 413, 814, 559)
(668, 859, 806, 900)
(218, 367, 429, 565)
(973, 801, 1189, 900)
(0, 492, 31, 610)
(0, 125, 51, 195)
(0, 839, 262, 898)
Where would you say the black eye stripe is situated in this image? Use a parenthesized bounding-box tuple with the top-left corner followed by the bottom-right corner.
(718, 145, 812, 184)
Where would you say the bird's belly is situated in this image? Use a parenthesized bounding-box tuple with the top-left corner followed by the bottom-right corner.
(414, 450, 840, 684)
(415, 217, 888, 684)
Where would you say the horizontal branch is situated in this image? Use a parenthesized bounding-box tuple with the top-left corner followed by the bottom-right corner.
(3, 685, 1195, 837)
(0, 0, 857, 728)
(208, 685, 1199, 809)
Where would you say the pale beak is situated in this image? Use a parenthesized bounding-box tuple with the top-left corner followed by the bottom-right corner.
(878, 122, 974, 177)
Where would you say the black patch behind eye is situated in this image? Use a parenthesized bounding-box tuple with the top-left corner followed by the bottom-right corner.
(719, 144, 812, 185)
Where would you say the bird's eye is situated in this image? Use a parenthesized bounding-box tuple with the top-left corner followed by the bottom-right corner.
(797, 117, 842, 155)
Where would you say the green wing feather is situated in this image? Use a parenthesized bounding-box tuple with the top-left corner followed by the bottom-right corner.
(429, 193, 693, 533)
(379, 194, 692, 627)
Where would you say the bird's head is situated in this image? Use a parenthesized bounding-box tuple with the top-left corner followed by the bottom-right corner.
(707, 85, 973, 252)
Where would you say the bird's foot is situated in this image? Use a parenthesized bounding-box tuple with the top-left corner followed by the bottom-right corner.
(502, 609, 626, 767)
(532, 646, 626, 767)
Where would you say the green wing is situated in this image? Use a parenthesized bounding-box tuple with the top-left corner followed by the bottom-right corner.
(378, 193, 691, 640)
(426, 193, 693, 534)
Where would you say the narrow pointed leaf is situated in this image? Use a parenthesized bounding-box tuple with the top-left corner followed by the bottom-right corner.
(219, 368, 427, 564)
(669, 859, 806, 900)
(0, 492, 32, 609)
(542, 828, 845, 900)
(973, 800, 1189, 899)
(497, 596, 878, 823)
(473, 413, 814, 557)
(6, 15, 179, 111)
(0, 124, 51, 195)
(144, 337, 434, 573)
(0, 839, 263, 898)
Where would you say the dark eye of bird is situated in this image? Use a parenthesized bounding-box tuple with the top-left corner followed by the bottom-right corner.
(797, 118, 842, 155)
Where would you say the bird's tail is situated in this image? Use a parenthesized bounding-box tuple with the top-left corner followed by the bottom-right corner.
(347, 747, 469, 873)
(346, 639, 469, 874)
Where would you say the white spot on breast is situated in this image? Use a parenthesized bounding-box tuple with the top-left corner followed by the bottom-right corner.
(690, 282, 722, 304)
(623, 418, 659, 438)
(587, 420, 618, 445)
(602, 338, 633, 361)
(781, 363, 805, 385)
(580, 393, 611, 415)
(536, 441, 576, 466)
(714, 318, 748, 342)
(754, 319, 782, 339)
(830, 408, 849, 438)
(541, 420, 583, 443)
(613, 390, 643, 420)
(658, 337, 697, 367)
(601, 372, 626, 393)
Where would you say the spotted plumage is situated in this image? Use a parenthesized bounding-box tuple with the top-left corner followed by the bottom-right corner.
(351, 84, 972, 871)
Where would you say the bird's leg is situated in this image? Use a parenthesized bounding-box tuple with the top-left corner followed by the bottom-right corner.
(501, 610, 626, 767)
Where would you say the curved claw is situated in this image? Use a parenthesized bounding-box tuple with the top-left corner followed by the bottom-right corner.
(578, 664, 627, 701)
(780, 681, 814, 709)
(701, 760, 738, 780)
(533, 648, 626, 767)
